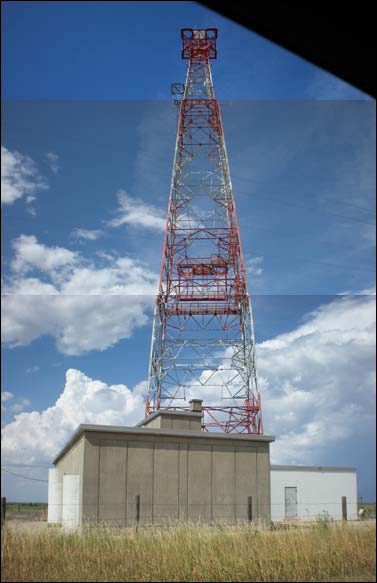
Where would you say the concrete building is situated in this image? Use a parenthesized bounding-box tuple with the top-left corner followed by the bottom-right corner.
(270, 465, 358, 521)
(49, 401, 274, 529)
(48, 402, 358, 528)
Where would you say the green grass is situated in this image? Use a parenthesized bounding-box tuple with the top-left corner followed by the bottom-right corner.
(6, 504, 47, 512)
(2, 522, 376, 582)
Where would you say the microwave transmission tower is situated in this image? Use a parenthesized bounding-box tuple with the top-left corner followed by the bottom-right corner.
(145, 28, 263, 433)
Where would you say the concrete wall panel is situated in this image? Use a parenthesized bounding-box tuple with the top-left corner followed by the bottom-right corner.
(143, 417, 161, 429)
(257, 448, 271, 525)
(235, 447, 257, 522)
(153, 443, 179, 524)
(188, 445, 212, 521)
(99, 445, 127, 526)
(212, 446, 236, 522)
(56, 437, 84, 476)
(72, 428, 272, 527)
(126, 442, 153, 525)
(81, 437, 99, 524)
(142, 412, 202, 431)
(178, 445, 188, 520)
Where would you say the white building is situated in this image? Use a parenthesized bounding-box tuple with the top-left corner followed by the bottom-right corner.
(270, 465, 358, 522)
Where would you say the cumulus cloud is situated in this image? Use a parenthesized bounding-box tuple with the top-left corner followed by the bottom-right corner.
(246, 256, 264, 276)
(1, 294, 375, 472)
(70, 191, 166, 241)
(71, 228, 104, 241)
(10, 399, 31, 413)
(1, 391, 14, 415)
(45, 152, 60, 174)
(258, 293, 376, 463)
(10, 235, 78, 275)
(26, 366, 40, 373)
(1, 369, 146, 465)
(1, 145, 48, 205)
(162, 292, 375, 464)
(107, 190, 166, 231)
(1, 392, 14, 402)
(2, 235, 159, 355)
(26, 206, 37, 217)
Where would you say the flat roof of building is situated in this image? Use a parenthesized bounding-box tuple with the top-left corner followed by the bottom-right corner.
(271, 465, 356, 473)
(53, 423, 275, 465)
(136, 409, 203, 427)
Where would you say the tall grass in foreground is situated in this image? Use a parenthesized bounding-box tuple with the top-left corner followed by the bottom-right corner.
(2, 522, 376, 582)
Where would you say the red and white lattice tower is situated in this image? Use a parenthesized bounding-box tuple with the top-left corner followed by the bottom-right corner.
(145, 28, 263, 433)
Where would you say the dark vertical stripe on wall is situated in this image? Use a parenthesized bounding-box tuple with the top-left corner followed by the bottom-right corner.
(234, 448, 237, 522)
(97, 446, 100, 524)
(210, 446, 213, 522)
(151, 443, 155, 525)
(124, 444, 128, 526)
(186, 445, 189, 520)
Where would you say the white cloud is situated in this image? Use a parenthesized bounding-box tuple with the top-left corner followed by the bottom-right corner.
(246, 255, 264, 276)
(9, 404, 23, 413)
(45, 152, 60, 174)
(258, 293, 376, 463)
(26, 366, 40, 374)
(1, 145, 48, 205)
(362, 224, 376, 248)
(338, 288, 376, 296)
(1, 392, 14, 402)
(107, 190, 166, 231)
(70, 191, 166, 242)
(1, 391, 15, 415)
(10, 399, 31, 413)
(1, 369, 145, 465)
(10, 235, 78, 275)
(2, 236, 159, 355)
(165, 292, 375, 465)
(71, 228, 104, 241)
(0, 294, 375, 475)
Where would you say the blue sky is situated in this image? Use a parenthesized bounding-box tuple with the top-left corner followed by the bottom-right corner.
(1, 1, 376, 503)
(1, 1, 371, 101)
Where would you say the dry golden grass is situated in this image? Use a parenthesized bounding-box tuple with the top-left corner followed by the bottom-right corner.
(2, 521, 376, 582)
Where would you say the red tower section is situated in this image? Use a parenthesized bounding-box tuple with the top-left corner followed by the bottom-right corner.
(145, 29, 263, 433)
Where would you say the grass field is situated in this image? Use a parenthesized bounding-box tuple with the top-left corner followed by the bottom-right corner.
(4, 503, 47, 522)
(2, 522, 376, 582)
(358, 502, 376, 519)
(6, 504, 47, 512)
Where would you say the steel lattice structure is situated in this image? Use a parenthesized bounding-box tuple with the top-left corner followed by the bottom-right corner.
(145, 28, 263, 433)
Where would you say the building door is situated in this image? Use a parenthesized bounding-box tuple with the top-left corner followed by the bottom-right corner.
(285, 487, 297, 518)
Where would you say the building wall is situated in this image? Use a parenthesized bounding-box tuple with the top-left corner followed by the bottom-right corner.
(270, 468, 357, 522)
(143, 415, 202, 431)
(80, 431, 271, 526)
(56, 437, 84, 476)
(55, 435, 84, 525)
